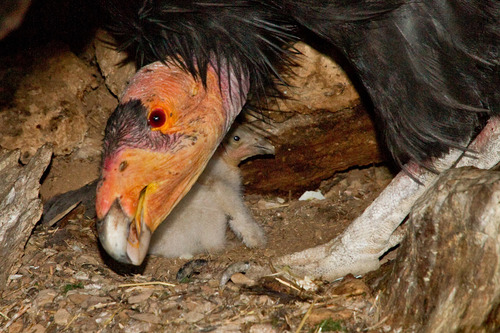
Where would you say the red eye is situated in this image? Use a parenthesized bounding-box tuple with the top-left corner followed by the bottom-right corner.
(148, 109, 166, 128)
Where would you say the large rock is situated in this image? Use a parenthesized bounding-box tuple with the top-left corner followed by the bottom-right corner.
(0, 145, 51, 289)
(0, 39, 119, 199)
(274, 42, 360, 115)
(0, 43, 96, 161)
(240, 42, 383, 194)
(241, 105, 383, 194)
(94, 29, 136, 97)
(380, 167, 500, 332)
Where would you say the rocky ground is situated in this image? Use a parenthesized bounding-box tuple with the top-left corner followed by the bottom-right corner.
(1, 165, 396, 332)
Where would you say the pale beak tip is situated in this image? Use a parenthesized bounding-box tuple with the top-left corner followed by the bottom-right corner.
(97, 199, 153, 266)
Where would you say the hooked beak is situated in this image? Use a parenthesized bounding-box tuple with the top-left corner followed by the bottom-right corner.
(97, 186, 152, 265)
(95, 146, 210, 265)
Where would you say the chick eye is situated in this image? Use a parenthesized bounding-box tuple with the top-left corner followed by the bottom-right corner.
(233, 136, 240, 142)
(148, 109, 166, 128)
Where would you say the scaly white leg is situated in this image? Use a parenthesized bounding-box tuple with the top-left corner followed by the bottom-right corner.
(273, 118, 500, 281)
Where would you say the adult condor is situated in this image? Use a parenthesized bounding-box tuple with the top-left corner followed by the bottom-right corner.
(95, 0, 499, 280)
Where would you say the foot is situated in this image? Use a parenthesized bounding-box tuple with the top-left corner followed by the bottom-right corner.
(270, 118, 500, 281)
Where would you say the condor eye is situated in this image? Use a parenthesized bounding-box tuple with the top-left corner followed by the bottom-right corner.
(148, 109, 166, 128)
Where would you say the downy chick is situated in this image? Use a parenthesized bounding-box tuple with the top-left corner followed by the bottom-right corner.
(148, 124, 274, 258)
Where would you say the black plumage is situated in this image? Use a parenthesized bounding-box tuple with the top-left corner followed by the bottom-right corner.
(285, 0, 499, 165)
(102, 0, 499, 167)
(103, 0, 296, 99)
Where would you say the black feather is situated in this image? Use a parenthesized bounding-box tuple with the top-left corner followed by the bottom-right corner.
(279, 0, 499, 164)
(101, 0, 297, 100)
(102, 0, 499, 168)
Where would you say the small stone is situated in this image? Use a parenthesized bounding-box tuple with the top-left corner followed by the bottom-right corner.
(230, 273, 256, 287)
(67, 293, 90, 305)
(184, 300, 200, 312)
(257, 199, 282, 209)
(34, 289, 57, 307)
(249, 323, 278, 333)
(129, 313, 162, 324)
(124, 321, 152, 333)
(128, 290, 154, 304)
(207, 279, 219, 288)
(183, 310, 204, 323)
(84, 283, 102, 290)
(73, 271, 89, 280)
(26, 324, 46, 333)
(54, 308, 71, 326)
(81, 296, 112, 309)
(331, 276, 371, 297)
(71, 244, 83, 252)
(95, 311, 112, 324)
(298, 190, 325, 201)
(76, 254, 101, 267)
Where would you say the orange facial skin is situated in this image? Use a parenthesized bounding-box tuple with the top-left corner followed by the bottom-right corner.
(96, 61, 247, 265)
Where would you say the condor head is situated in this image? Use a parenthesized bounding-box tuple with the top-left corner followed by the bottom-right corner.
(95, 61, 247, 265)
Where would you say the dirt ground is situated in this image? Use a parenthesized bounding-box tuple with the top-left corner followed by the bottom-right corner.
(0, 164, 396, 332)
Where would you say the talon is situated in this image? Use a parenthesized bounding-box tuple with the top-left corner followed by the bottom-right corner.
(176, 259, 208, 282)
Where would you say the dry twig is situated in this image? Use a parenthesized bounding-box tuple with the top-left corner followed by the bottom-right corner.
(295, 301, 315, 333)
(118, 281, 175, 288)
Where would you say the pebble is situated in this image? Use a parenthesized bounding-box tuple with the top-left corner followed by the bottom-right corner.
(129, 313, 162, 324)
(26, 324, 46, 333)
(128, 290, 154, 304)
(249, 323, 278, 333)
(34, 289, 57, 307)
(183, 310, 205, 323)
(257, 199, 283, 209)
(73, 271, 89, 280)
(67, 293, 90, 305)
(54, 308, 71, 326)
(298, 190, 325, 201)
(229, 272, 256, 287)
